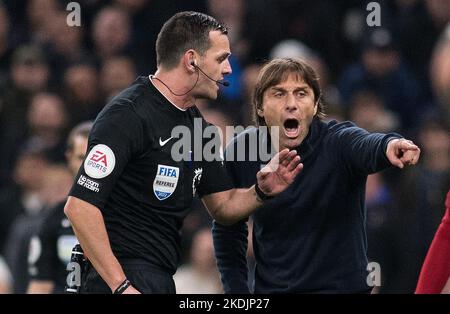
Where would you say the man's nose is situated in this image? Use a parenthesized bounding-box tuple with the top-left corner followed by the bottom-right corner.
(285, 94, 298, 112)
(223, 59, 232, 75)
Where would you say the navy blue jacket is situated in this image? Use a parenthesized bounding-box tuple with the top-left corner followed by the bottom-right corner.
(212, 118, 401, 293)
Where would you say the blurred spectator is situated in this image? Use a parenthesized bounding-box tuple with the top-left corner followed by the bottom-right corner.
(25, 92, 68, 163)
(364, 173, 397, 294)
(366, 173, 395, 235)
(64, 63, 101, 126)
(0, 146, 49, 255)
(179, 196, 213, 265)
(25, 0, 61, 44)
(274, 0, 344, 76)
(206, 0, 283, 66)
(207, 0, 287, 104)
(239, 63, 263, 126)
(0, 145, 49, 251)
(174, 228, 222, 294)
(395, 0, 449, 94)
(4, 164, 73, 293)
(9, 45, 50, 93)
(430, 23, 450, 124)
(339, 28, 424, 132)
(46, 12, 85, 61)
(44, 12, 91, 84)
(198, 104, 235, 148)
(0, 45, 51, 186)
(1, 45, 50, 138)
(207, 0, 248, 62)
(206, 0, 245, 102)
(0, 3, 12, 85)
(383, 117, 450, 293)
(91, 6, 131, 60)
(348, 89, 400, 133)
(27, 121, 91, 294)
(425, 0, 450, 28)
(112, 0, 207, 74)
(100, 56, 136, 101)
(0, 255, 12, 293)
(39, 165, 72, 209)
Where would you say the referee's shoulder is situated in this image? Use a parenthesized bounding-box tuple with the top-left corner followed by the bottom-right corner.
(99, 80, 148, 118)
(110, 79, 148, 109)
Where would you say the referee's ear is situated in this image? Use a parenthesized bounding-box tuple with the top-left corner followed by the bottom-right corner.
(184, 50, 197, 72)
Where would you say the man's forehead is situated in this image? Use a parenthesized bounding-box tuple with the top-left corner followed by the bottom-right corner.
(208, 30, 231, 53)
(270, 76, 311, 89)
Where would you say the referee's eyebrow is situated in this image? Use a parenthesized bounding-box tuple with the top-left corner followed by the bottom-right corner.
(218, 52, 231, 62)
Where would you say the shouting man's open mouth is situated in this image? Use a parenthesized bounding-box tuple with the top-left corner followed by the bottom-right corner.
(283, 118, 300, 138)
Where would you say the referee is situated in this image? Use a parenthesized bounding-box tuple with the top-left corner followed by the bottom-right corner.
(64, 12, 302, 294)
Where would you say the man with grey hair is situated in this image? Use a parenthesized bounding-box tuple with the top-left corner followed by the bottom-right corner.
(213, 57, 421, 294)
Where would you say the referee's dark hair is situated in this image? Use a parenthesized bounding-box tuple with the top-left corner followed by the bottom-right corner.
(66, 121, 93, 152)
(156, 11, 227, 70)
(252, 58, 325, 127)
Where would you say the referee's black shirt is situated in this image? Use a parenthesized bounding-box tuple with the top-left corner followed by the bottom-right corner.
(69, 76, 232, 274)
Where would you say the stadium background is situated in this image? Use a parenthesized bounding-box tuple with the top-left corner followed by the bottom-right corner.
(0, 0, 449, 294)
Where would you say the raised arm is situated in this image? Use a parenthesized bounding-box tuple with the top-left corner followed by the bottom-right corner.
(202, 149, 302, 225)
(332, 123, 420, 174)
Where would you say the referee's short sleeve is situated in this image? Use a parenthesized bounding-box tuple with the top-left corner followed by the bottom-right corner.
(69, 101, 143, 210)
(196, 156, 233, 197)
(195, 123, 233, 197)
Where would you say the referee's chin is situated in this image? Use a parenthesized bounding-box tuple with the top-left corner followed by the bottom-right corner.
(197, 91, 219, 101)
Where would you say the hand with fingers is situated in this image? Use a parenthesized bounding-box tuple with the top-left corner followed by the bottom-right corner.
(386, 138, 421, 169)
(256, 148, 303, 197)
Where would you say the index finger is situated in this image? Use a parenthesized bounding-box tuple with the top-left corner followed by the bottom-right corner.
(398, 141, 419, 151)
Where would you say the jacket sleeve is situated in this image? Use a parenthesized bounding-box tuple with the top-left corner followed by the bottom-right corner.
(211, 134, 255, 293)
(331, 122, 402, 175)
(212, 219, 250, 293)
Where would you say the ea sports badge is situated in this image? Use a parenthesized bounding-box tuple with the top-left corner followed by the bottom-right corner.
(84, 144, 116, 179)
(153, 164, 179, 201)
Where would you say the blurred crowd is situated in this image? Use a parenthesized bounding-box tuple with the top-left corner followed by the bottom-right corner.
(0, 0, 449, 294)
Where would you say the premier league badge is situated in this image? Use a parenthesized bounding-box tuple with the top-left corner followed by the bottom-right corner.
(153, 164, 179, 201)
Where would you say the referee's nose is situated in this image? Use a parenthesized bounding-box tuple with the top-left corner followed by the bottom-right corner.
(223, 59, 232, 76)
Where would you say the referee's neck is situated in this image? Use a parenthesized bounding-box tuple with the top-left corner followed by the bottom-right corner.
(152, 69, 197, 110)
